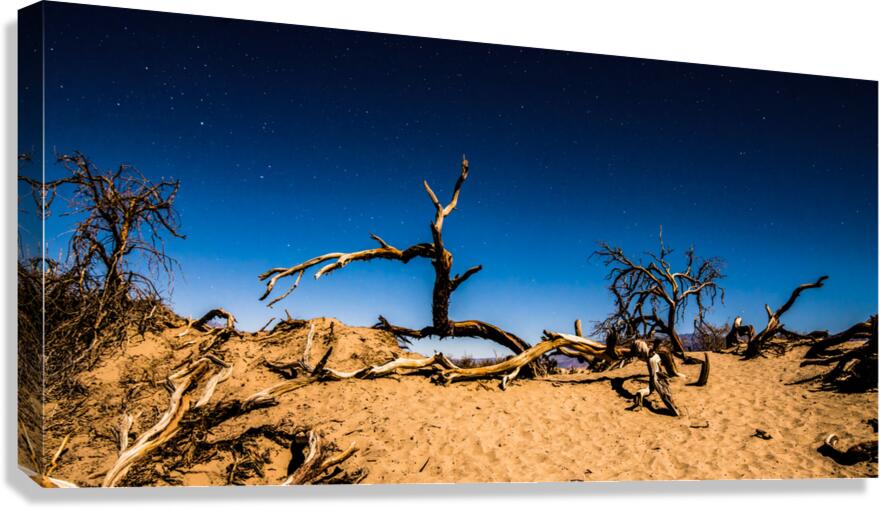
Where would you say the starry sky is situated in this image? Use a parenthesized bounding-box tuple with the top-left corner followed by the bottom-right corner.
(35, 2, 877, 357)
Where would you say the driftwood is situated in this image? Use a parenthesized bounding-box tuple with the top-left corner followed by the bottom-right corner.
(743, 276, 828, 358)
(630, 340, 681, 416)
(258, 157, 530, 356)
(724, 316, 754, 349)
(19, 428, 75, 488)
(800, 316, 878, 392)
(102, 355, 233, 487)
(282, 430, 360, 485)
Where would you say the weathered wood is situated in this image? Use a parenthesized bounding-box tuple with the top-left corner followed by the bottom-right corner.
(281, 430, 359, 485)
(631, 340, 681, 416)
(192, 308, 236, 331)
(594, 227, 724, 358)
(801, 317, 877, 391)
(101, 356, 232, 487)
(258, 157, 530, 355)
(694, 353, 710, 386)
(744, 276, 828, 358)
(804, 316, 875, 359)
(820, 434, 878, 465)
(724, 316, 754, 349)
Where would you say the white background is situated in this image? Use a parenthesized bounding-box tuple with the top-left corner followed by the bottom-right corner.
(1, 0, 878, 507)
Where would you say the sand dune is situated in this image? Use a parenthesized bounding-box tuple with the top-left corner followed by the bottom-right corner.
(40, 317, 877, 486)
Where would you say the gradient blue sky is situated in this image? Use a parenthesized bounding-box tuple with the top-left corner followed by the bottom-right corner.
(36, 2, 877, 357)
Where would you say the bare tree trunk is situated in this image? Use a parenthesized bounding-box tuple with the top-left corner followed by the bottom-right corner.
(259, 157, 530, 355)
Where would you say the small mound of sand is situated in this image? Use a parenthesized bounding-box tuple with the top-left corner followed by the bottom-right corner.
(253, 316, 416, 372)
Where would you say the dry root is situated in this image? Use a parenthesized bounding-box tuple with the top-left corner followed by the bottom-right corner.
(282, 430, 361, 485)
(800, 316, 877, 392)
(263, 324, 708, 413)
(102, 355, 232, 487)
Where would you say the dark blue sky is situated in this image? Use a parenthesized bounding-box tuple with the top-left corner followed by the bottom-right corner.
(38, 2, 877, 357)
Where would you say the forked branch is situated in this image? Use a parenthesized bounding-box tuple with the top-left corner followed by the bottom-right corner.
(744, 276, 828, 358)
(258, 157, 531, 355)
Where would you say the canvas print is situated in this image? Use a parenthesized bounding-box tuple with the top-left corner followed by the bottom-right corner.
(17, 1, 878, 488)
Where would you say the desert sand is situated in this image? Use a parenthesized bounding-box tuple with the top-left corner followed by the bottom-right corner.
(37, 316, 877, 487)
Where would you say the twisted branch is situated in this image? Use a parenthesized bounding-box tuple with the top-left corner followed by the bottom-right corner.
(743, 276, 828, 358)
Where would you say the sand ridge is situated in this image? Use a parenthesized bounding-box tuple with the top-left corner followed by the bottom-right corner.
(41, 317, 878, 486)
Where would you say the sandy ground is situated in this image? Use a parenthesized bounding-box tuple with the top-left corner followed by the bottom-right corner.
(36, 317, 878, 486)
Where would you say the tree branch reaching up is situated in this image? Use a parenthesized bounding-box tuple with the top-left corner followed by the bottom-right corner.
(258, 156, 531, 355)
(743, 276, 828, 358)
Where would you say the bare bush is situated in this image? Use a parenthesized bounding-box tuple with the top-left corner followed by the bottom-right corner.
(594, 227, 724, 358)
(18, 152, 185, 394)
(691, 320, 730, 352)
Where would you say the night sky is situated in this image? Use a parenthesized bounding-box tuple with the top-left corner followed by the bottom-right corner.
(36, 2, 877, 357)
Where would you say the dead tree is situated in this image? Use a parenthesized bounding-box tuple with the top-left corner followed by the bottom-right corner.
(800, 315, 877, 392)
(18, 152, 185, 386)
(804, 316, 876, 359)
(259, 157, 530, 355)
(21, 152, 183, 298)
(742, 276, 828, 358)
(692, 319, 730, 352)
(594, 229, 724, 359)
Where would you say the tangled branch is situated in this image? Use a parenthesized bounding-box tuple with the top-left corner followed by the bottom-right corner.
(594, 227, 724, 357)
